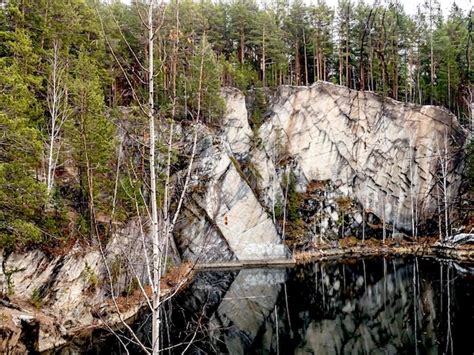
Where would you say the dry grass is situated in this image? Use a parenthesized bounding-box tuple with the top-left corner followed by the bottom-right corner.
(338, 236, 359, 248)
(111, 262, 194, 313)
(306, 180, 329, 193)
(335, 196, 352, 210)
(161, 262, 194, 291)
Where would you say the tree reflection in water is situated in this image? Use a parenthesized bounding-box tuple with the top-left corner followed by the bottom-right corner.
(81, 257, 474, 354)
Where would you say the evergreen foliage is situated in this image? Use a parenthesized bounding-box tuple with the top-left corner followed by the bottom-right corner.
(0, 0, 472, 249)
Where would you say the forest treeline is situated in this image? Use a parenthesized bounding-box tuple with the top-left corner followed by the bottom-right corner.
(0, 0, 472, 249)
(113, 0, 473, 120)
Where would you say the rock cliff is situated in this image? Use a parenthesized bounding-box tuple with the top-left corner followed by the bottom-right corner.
(176, 82, 466, 253)
(0, 82, 467, 352)
(0, 222, 148, 352)
(255, 82, 465, 235)
(174, 87, 287, 262)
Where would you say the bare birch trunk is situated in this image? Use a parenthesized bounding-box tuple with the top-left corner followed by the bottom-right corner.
(429, 0, 434, 105)
(282, 167, 290, 242)
(409, 135, 418, 240)
(436, 131, 450, 241)
(46, 40, 69, 199)
(147, 2, 161, 354)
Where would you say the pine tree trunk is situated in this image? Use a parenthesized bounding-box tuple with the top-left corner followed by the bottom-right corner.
(295, 40, 300, 85)
(392, 36, 398, 100)
(339, 47, 343, 85)
(240, 29, 245, 64)
(369, 46, 374, 91)
(447, 58, 451, 108)
(345, 19, 350, 88)
(303, 28, 308, 85)
(262, 27, 266, 85)
(313, 38, 318, 82)
(323, 57, 327, 81)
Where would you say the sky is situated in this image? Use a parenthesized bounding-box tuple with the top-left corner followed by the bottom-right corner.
(121, 0, 472, 15)
(322, 0, 472, 15)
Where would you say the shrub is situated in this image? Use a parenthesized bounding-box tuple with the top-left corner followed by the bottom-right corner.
(0, 219, 43, 248)
(31, 288, 43, 309)
(83, 262, 98, 291)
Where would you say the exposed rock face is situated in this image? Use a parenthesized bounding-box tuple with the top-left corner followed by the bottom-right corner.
(0, 222, 148, 352)
(256, 82, 466, 233)
(0, 82, 467, 352)
(174, 88, 287, 262)
(175, 82, 466, 254)
(219, 87, 253, 157)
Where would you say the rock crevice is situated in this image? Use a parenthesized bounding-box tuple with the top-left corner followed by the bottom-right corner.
(256, 82, 466, 233)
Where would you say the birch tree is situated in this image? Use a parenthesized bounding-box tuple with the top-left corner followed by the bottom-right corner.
(95, 1, 213, 351)
(436, 130, 451, 240)
(45, 40, 70, 199)
(408, 133, 419, 239)
(144, 1, 163, 353)
(94, 1, 165, 351)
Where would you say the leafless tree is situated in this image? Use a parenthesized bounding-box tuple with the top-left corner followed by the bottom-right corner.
(94, 1, 209, 352)
(282, 167, 290, 242)
(436, 130, 451, 240)
(408, 133, 419, 240)
(45, 40, 71, 198)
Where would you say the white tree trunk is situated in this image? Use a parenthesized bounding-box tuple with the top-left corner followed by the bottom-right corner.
(408, 135, 418, 239)
(147, 1, 161, 354)
(46, 41, 69, 199)
(437, 131, 450, 240)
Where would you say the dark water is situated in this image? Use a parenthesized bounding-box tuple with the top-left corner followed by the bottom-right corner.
(68, 257, 474, 354)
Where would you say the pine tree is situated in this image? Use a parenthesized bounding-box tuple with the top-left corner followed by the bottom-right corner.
(284, 0, 309, 85)
(184, 35, 224, 123)
(0, 29, 45, 247)
(229, 0, 258, 64)
(434, 4, 469, 112)
(67, 51, 115, 236)
(309, 1, 334, 83)
(336, 0, 353, 87)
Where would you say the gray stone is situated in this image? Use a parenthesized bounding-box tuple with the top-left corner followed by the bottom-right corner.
(256, 82, 466, 232)
(444, 233, 474, 245)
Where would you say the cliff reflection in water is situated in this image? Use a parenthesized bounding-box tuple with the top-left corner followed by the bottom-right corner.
(82, 257, 474, 354)
(168, 257, 473, 355)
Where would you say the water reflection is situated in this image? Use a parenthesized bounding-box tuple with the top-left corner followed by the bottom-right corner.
(169, 257, 473, 355)
(286, 258, 435, 354)
(71, 257, 474, 354)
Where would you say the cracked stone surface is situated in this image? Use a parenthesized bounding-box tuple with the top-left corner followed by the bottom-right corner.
(0, 221, 149, 352)
(175, 88, 287, 261)
(256, 82, 466, 231)
(0, 82, 467, 352)
(177, 82, 466, 258)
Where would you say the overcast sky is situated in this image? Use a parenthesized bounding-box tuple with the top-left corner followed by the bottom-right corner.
(121, 0, 472, 16)
(322, 0, 472, 15)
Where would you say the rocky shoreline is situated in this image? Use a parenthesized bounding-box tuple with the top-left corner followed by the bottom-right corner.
(294, 239, 474, 264)
(2, 240, 474, 353)
(0, 263, 194, 353)
(0, 81, 470, 353)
